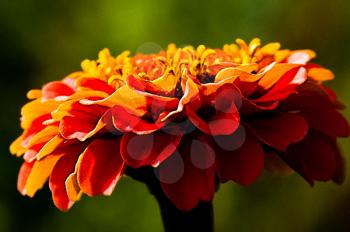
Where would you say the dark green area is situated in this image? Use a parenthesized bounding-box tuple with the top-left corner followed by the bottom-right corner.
(0, 0, 349, 231)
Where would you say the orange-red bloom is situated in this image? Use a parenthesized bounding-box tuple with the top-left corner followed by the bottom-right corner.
(10, 39, 349, 211)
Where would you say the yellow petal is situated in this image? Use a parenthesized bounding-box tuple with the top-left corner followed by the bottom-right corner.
(116, 50, 130, 63)
(274, 49, 290, 62)
(236, 38, 248, 50)
(248, 38, 261, 55)
(196, 45, 206, 57)
(260, 42, 281, 55)
(200, 49, 216, 64)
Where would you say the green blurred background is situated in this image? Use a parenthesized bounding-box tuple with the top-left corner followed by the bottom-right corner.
(1, 0, 350, 231)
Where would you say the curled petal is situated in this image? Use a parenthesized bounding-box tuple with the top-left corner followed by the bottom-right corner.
(162, 78, 200, 120)
(66, 173, 82, 202)
(112, 105, 165, 134)
(80, 85, 148, 116)
(59, 102, 107, 140)
(127, 71, 180, 96)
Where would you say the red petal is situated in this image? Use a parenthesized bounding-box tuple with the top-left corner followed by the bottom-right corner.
(49, 145, 84, 211)
(282, 130, 337, 184)
(160, 136, 215, 211)
(301, 107, 350, 138)
(332, 143, 346, 184)
(186, 85, 240, 136)
(247, 113, 308, 151)
(280, 82, 338, 110)
(215, 132, 264, 185)
(78, 78, 116, 94)
(240, 98, 279, 116)
(42, 81, 74, 100)
(127, 75, 168, 96)
(22, 114, 52, 144)
(77, 138, 125, 196)
(59, 102, 107, 140)
(17, 161, 34, 195)
(120, 131, 182, 168)
(111, 105, 165, 134)
(255, 67, 306, 102)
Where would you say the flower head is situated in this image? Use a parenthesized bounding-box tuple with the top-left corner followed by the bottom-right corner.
(11, 38, 350, 211)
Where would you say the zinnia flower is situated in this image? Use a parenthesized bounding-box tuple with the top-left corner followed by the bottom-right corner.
(10, 38, 349, 212)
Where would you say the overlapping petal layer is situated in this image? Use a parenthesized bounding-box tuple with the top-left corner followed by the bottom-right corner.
(11, 38, 349, 211)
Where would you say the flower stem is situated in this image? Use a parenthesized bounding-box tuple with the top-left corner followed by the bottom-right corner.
(126, 167, 214, 232)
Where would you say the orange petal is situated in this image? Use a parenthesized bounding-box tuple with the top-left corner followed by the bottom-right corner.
(10, 136, 26, 156)
(151, 71, 181, 94)
(80, 85, 147, 117)
(66, 173, 82, 202)
(308, 67, 334, 81)
(28, 126, 59, 148)
(24, 154, 64, 197)
(258, 63, 301, 90)
(37, 135, 64, 160)
(21, 99, 58, 129)
(27, 89, 42, 99)
(214, 66, 260, 84)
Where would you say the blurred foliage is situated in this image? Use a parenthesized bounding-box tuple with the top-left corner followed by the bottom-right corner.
(1, 0, 350, 231)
